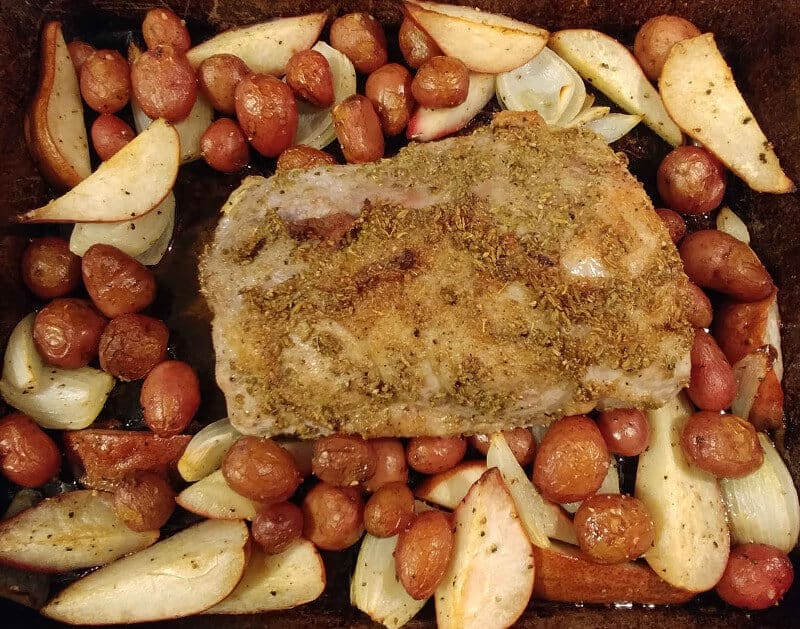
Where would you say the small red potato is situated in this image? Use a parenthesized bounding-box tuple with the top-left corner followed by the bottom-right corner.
(131, 45, 197, 122)
(681, 411, 763, 478)
(332, 95, 384, 164)
(329, 12, 388, 74)
(365, 63, 414, 136)
(364, 481, 415, 538)
(657, 146, 726, 215)
(114, 471, 175, 531)
(276, 145, 337, 171)
(395, 510, 454, 600)
(67, 40, 95, 73)
(91, 114, 135, 161)
(684, 281, 713, 329)
(574, 494, 655, 564)
(235, 74, 298, 158)
(398, 17, 442, 69)
(533, 415, 609, 503)
(198, 54, 251, 114)
(142, 8, 191, 53)
(140, 360, 201, 436)
(679, 230, 774, 302)
(80, 50, 131, 114)
(654, 208, 686, 243)
(222, 436, 302, 503)
(285, 49, 335, 108)
(406, 436, 467, 474)
(302, 482, 364, 550)
(0, 413, 61, 487)
(688, 329, 736, 412)
(82, 244, 156, 318)
(715, 543, 793, 610)
(597, 408, 650, 457)
(363, 438, 408, 492)
(252, 501, 304, 554)
(634, 14, 701, 81)
(312, 434, 377, 487)
(33, 298, 106, 369)
(98, 313, 168, 381)
(411, 56, 469, 108)
(21, 237, 81, 299)
(200, 118, 249, 173)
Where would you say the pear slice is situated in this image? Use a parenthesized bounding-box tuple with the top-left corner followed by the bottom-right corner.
(403, 1, 548, 74)
(42, 519, 249, 624)
(660, 33, 794, 193)
(435, 468, 534, 629)
(25, 21, 90, 190)
(0, 490, 158, 573)
(635, 394, 730, 592)
(206, 540, 325, 614)
(415, 461, 486, 510)
(549, 29, 683, 146)
(176, 469, 260, 521)
(186, 13, 327, 76)
(20, 118, 179, 223)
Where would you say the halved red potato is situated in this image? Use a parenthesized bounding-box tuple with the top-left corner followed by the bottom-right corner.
(549, 29, 682, 146)
(19, 119, 179, 223)
(435, 468, 534, 629)
(42, 519, 249, 624)
(660, 34, 795, 194)
(713, 290, 783, 380)
(25, 22, 91, 190)
(176, 469, 259, 521)
(414, 460, 486, 510)
(186, 13, 326, 76)
(532, 541, 694, 604)
(406, 71, 494, 141)
(64, 429, 190, 491)
(205, 540, 325, 614)
(403, 1, 548, 74)
(731, 351, 784, 431)
(0, 490, 158, 573)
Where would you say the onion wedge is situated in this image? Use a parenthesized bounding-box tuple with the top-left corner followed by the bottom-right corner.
(635, 394, 729, 592)
(177, 418, 241, 482)
(294, 42, 357, 149)
(495, 47, 585, 126)
(720, 433, 799, 553)
(407, 72, 494, 142)
(0, 315, 114, 430)
(350, 534, 427, 629)
(660, 34, 794, 193)
(1, 314, 43, 392)
(549, 29, 682, 146)
(584, 113, 642, 143)
(487, 433, 551, 548)
(716, 206, 750, 244)
(20, 118, 180, 223)
(69, 192, 175, 259)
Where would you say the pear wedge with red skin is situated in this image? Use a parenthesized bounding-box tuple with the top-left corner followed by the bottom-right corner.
(25, 21, 91, 190)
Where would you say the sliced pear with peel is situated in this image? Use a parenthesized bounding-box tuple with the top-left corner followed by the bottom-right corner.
(176, 469, 260, 521)
(20, 118, 179, 223)
(404, 1, 548, 74)
(660, 33, 794, 193)
(635, 394, 730, 592)
(549, 29, 683, 146)
(25, 21, 90, 190)
(206, 540, 325, 614)
(0, 490, 158, 573)
(435, 468, 534, 629)
(42, 519, 250, 624)
(415, 461, 486, 510)
(186, 13, 327, 76)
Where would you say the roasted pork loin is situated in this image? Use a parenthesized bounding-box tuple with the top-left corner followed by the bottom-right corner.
(202, 112, 692, 438)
